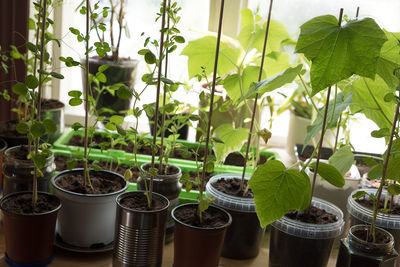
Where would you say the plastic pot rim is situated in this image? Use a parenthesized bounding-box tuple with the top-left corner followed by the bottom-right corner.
(140, 162, 182, 180)
(172, 203, 232, 231)
(116, 190, 170, 213)
(51, 168, 128, 198)
(0, 191, 62, 216)
(347, 224, 395, 254)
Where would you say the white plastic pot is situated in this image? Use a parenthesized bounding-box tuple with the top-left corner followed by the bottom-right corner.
(51, 169, 128, 248)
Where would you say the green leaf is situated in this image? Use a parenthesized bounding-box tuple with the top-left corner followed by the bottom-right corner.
(371, 128, 390, 138)
(296, 16, 387, 94)
(124, 169, 133, 181)
(25, 75, 39, 89)
(117, 85, 132, 100)
(98, 64, 109, 72)
(116, 124, 126, 136)
(69, 98, 83, 106)
(16, 121, 29, 134)
(96, 72, 107, 83)
(68, 90, 82, 98)
(71, 122, 83, 131)
(50, 72, 64, 79)
(144, 51, 156, 64)
(31, 122, 46, 138)
(249, 160, 311, 227)
(181, 36, 240, 79)
(310, 162, 345, 188)
(66, 159, 77, 170)
(368, 163, 383, 180)
(32, 154, 46, 169)
(223, 66, 262, 103)
(43, 119, 57, 134)
(110, 115, 124, 125)
(243, 64, 303, 101)
(341, 76, 395, 131)
(213, 124, 248, 163)
(174, 36, 185, 43)
(26, 42, 37, 53)
(352, 191, 367, 199)
(376, 31, 400, 88)
(304, 92, 352, 146)
(12, 82, 28, 96)
(105, 122, 117, 131)
(386, 139, 400, 181)
(388, 184, 400, 196)
(362, 157, 378, 166)
(328, 145, 354, 176)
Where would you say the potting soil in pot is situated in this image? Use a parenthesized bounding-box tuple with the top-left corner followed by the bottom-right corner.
(2, 193, 59, 214)
(174, 204, 228, 228)
(208, 176, 264, 259)
(120, 191, 167, 211)
(270, 198, 344, 267)
(56, 173, 124, 194)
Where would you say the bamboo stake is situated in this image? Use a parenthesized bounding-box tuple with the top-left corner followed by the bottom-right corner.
(150, 0, 168, 205)
(309, 8, 344, 208)
(239, 0, 274, 192)
(83, 0, 90, 186)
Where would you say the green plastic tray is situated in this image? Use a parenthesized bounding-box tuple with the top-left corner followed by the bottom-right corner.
(53, 129, 278, 174)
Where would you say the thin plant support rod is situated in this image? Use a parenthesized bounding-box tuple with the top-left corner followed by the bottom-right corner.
(83, 0, 90, 186)
(309, 8, 344, 208)
(239, 0, 274, 192)
(200, 0, 225, 196)
(159, 0, 171, 172)
(150, 0, 168, 204)
(33, 0, 48, 207)
(372, 101, 400, 240)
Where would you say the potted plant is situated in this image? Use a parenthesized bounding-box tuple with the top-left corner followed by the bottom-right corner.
(0, 1, 62, 265)
(249, 8, 388, 267)
(203, 0, 304, 259)
(79, 0, 138, 116)
(171, 1, 232, 266)
(112, 1, 174, 265)
(338, 72, 400, 266)
(51, 0, 128, 249)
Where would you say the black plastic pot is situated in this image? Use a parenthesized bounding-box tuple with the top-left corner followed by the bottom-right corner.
(0, 120, 28, 147)
(88, 57, 138, 116)
(336, 225, 398, 266)
(41, 99, 65, 144)
(206, 174, 264, 259)
(113, 191, 169, 267)
(0, 191, 61, 266)
(295, 144, 334, 161)
(3, 146, 55, 196)
(269, 198, 345, 267)
(148, 112, 189, 140)
(172, 203, 232, 267)
(137, 162, 181, 243)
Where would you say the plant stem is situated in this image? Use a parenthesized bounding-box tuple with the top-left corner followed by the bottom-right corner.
(32, 0, 48, 208)
(150, 0, 167, 207)
(83, 0, 90, 187)
(308, 8, 343, 209)
(240, 0, 273, 193)
(333, 115, 342, 153)
(200, 0, 225, 220)
(159, 0, 171, 173)
(372, 101, 399, 241)
(114, 0, 124, 61)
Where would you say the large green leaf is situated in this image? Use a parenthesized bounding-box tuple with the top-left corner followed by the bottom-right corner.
(304, 92, 352, 146)
(213, 124, 248, 163)
(296, 16, 387, 95)
(223, 66, 261, 103)
(385, 139, 400, 181)
(249, 160, 310, 227)
(376, 30, 400, 88)
(310, 162, 345, 187)
(341, 76, 395, 131)
(328, 145, 354, 176)
(242, 64, 303, 101)
(238, 9, 292, 54)
(181, 36, 240, 79)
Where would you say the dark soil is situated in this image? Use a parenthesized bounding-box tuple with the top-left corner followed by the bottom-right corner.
(356, 198, 400, 215)
(56, 173, 124, 194)
(174, 204, 229, 228)
(142, 163, 179, 176)
(8, 145, 30, 160)
(296, 144, 333, 161)
(211, 178, 254, 198)
(41, 99, 64, 110)
(286, 206, 338, 224)
(182, 171, 214, 191)
(2, 193, 59, 214)
(120, 192, 167, 211)
(353, 228, 391, 244)
(0, 120, 26, 138)
(67, 134, 269, 167)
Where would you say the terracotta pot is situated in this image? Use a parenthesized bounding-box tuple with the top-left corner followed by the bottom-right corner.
(172, 203, 232, 267)
(0, 191, 61, 265)
(113, 191, 169, 267)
